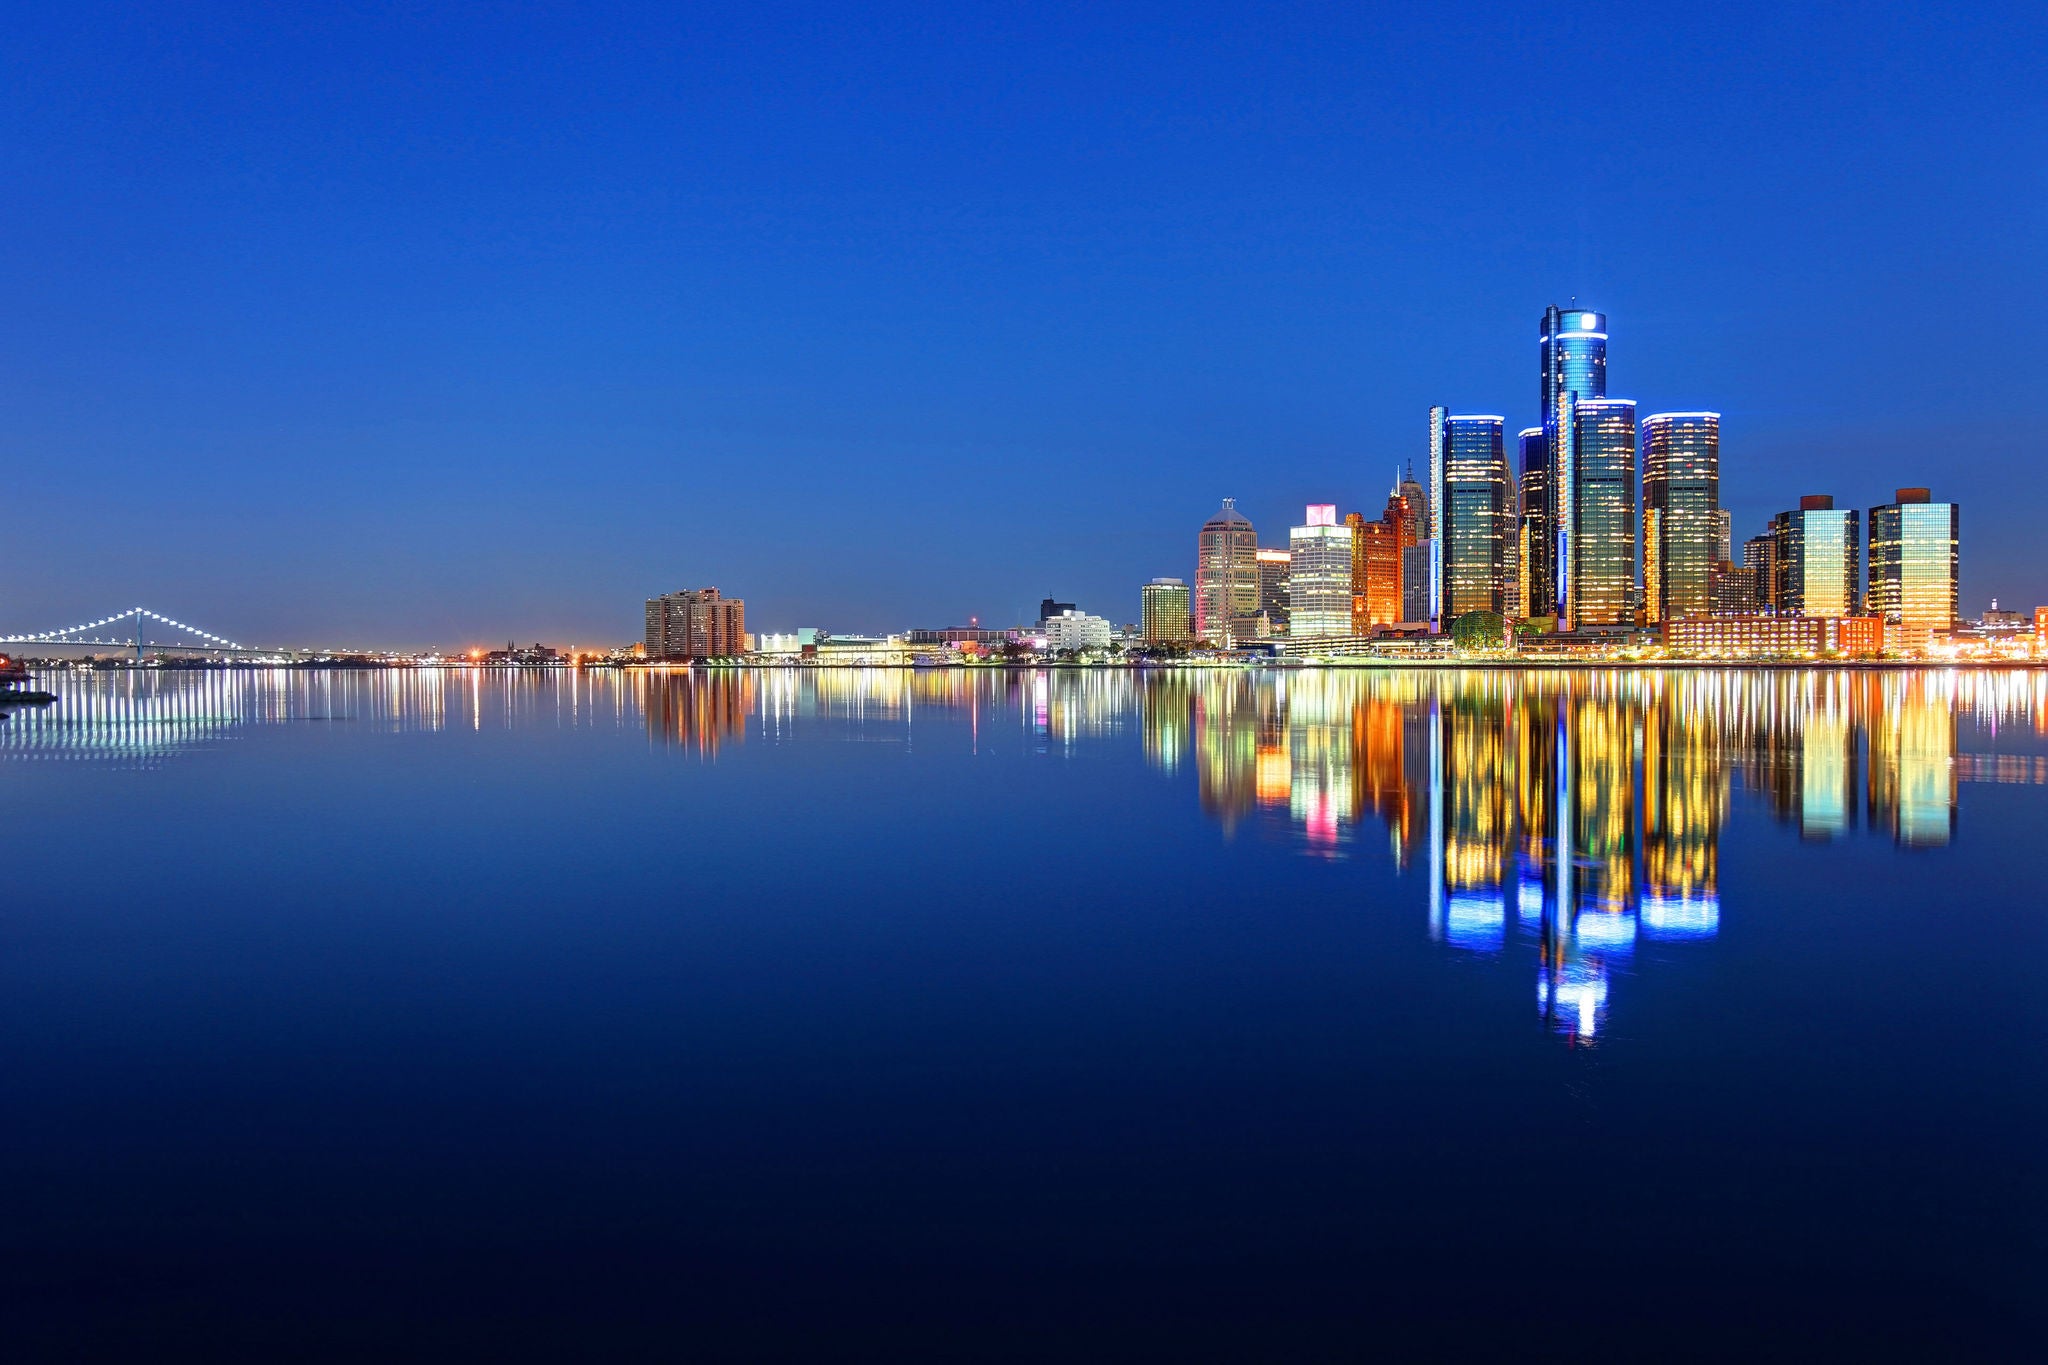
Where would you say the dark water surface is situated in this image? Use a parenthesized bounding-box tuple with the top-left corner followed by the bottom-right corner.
(3, 667, 2044, 1358)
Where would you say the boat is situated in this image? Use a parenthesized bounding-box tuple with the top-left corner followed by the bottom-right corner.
(0, 654, 57, 707)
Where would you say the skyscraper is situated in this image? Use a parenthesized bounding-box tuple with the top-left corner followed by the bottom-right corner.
(1140, 578, 1193, 643)
(1744, 533, 1780, 610)
(1397, 461, 1431, 624)
(1540, 305, 1608, 619)
(1432, 413, 1513, 620)
(1867, 487, 1959, 647)
(1771, 495, 1861, 617)
(1195, 498, 1259, 641)
(1642, 412, 1721, 623)
(1289, 504, 1355, 639)
(1565, 399, 1637, 627)
(1255, 548, 1291, 633)
(1348, 511, 1402, 632)
(1516, 427, 1545, 618)
(645, 588, 746, 660)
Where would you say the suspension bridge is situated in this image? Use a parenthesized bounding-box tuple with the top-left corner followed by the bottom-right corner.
(0, 607, 284, 660)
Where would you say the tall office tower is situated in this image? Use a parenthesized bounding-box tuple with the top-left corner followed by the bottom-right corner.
(1770, 495, 1861, 616)
(1540, 305, 1608, 619)
(1398, 462, 1428, 543)
(1255, 549, 1291, 633)
(1195, 498, 1260, 641)
(1716, 509, 1733, 564)
(1517, 427, 1547, 617)
(1426, 406, 1448, 625)
(1708, 561, 1762, 615)
(1401, 541, 1431, 623)
(1431, 414, 1513, 620)
(1347, 511, 1402, 632)
(1289, 504, 1356, 639)
(1867, 487, 1959, 646)
(1565, 399, 1638, 627)
(645, 587, 746, 659)
(1744, 534, 1780, 610)
(1140, 578, 1194, 643)
(1642, 412, 1721, 623)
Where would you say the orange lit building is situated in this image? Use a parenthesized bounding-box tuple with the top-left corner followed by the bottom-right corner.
(1664, 613, 1883, 655)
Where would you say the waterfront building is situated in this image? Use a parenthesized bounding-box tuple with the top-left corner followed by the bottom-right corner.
(645, 587, 746, 660)
(1140, 578, 1194, 644)
(1540, 305, 1608, 620)
(1429, 413, 1513, 621)
(1744, 534, 1780, 610)
(1565, 399, 1638, 627)
(1037, 597, 1076, 625)
(1665, 613, 1883, 655)
(1708, 561, 1763, 615)
(1044, 609, 1113, 653)
(1642, 412, 1721, 624)
(1401, 540, 1431, 624)
(1256, 548, 1291, 633)
(755, 627, 824, 655)
(1771, 495, 1861, 617)
(1348, 513, 1402, 633)
(1517, 427, 1546, 617)
(1289, 504, 1356, 639)
(812, 634, 913, 666)
(1866, 488, 1959, 648)
(1397, 463, 1428, 544)
(1195, 499, 1260, 641)
(905, 626, 1009, 647)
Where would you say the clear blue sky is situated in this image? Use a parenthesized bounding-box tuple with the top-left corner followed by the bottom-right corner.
(3, 2, 2042, 646)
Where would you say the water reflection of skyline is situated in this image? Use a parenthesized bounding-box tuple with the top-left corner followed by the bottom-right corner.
(10, 665, 2047, 1038)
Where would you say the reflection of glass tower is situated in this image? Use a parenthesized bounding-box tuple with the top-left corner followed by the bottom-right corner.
(1433, 415, 1512, 621)
(1643, 692, 1724, 938)
(1864, 673, 1957, 846)
(1566, 399, 1638, 627)
(1540, 306, 1608, 620)
(1642, 412, 1721, 624)
(1867, 488, 1958, 647)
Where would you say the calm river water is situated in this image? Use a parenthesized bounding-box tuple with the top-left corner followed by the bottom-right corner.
(3, 666, 2044, 1358)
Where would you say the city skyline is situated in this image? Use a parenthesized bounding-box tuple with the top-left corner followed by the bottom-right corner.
(2, 5, 2042, 645)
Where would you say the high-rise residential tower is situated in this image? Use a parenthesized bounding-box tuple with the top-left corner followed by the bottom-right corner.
(1140, 578, 1193, 643)
(1642, 412, 1721, 623)
(1744, 533, 1780, 610)
(1195, 498, 1260, 642)
(1255, 549, 1291, 633)
(1565, 398, 1637, 627)
(1771, 495, 1861, 617)
(1431, 413, 1513, 620)
(645, 588, 746, 660)
(1289, 504, 1355, 639)
(1867, 488, 1959, 646)
(1539, 305, 1608, 618)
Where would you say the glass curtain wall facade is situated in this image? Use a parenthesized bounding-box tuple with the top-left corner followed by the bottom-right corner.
(1566, 399, 1637, 627)
(1140, 578, 1193, 643)
(1517, 427, 1546, 618)
(1195, 498, 1260, 642)
(1771, 496, 1861, 617)
(1867, 489, 1958, 645)
(1255, 549, 1291, 633)
(1288, 505, 1356, 640)
(1438, 415, 1512, 619)
(1540, 306, 1608, 619)
(1642, 412, 1721, 623)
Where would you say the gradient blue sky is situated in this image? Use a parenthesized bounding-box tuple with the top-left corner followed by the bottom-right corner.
(3, 2, 2042, 646)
